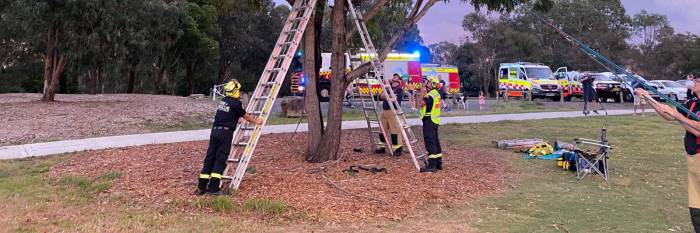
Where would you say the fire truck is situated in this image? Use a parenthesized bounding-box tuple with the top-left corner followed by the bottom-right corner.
(421, 64, 460, 94)
(290, 51, 460, 100)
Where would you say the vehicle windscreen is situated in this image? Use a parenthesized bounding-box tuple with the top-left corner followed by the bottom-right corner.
(524, 67, 553, 80)
(662, 81, 683, 88)
(591, 75, 613, 81)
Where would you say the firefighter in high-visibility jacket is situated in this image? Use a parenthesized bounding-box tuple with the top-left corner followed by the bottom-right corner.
(196, 79, 263, 195)
(419, 76, 443, 172)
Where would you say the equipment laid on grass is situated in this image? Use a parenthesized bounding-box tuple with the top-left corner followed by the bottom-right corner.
(573, 128, 612, 181)
(495, 138, 545, 150)
(220, 0, 318, 191)
(346, 0, 428, 171)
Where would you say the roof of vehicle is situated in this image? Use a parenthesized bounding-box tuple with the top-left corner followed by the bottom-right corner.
(499, 62, 549, 68)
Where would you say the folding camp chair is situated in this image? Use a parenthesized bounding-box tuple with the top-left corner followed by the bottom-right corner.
(573, 128, 613, 181)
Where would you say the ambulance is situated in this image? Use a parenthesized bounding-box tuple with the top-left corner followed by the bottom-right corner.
(553, 67, 584, 101)
(498, 62, 564, 101)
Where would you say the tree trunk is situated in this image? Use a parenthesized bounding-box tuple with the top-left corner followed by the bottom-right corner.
(309, 0, 345, 163)
(186, 61, 196, 95)
(218, 61, 231, 83)
(304, 0, 325, 161)
(127, 64, 137, 94)
(41, 26, 67, 102)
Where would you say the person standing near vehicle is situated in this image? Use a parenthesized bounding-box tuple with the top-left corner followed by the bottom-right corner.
(580, 72, 598, 115)
(688, 73, 697, 100)
(636, 77, 700, 232)
(406, 80, 417, 110)
(197, 79, 263, 195)
(419, 76, 443, 172)
(633, 89, 646, 116)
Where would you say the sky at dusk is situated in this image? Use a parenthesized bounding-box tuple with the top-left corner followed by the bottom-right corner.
(273, 0, 700, 45)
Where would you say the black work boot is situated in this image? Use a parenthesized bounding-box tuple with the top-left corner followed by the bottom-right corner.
(375, 147, 386, 154)
(420, 158, 438, 173)
(196, 178, 209, 195)
(207, 178, 221, 194)
(436, 157, 443, 170)
(392, 146, 403, 156)
(376, 134, 387, 154)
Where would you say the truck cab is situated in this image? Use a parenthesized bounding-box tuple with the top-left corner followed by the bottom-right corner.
(498, 62, 563, 101)
(553, 67, 583, 101)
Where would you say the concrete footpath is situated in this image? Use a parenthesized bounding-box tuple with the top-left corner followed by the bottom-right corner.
(0, 109, 639, 160)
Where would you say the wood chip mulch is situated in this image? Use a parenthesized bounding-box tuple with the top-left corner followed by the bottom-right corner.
(49, 130, 509, 222)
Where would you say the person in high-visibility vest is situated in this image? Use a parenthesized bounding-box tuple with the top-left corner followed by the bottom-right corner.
(419, 76, 443, 172)
(196, 79, 263, 195)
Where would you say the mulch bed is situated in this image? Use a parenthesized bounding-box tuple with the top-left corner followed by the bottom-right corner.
(0, 93, 215, 146)
(49, 129, 509, 222)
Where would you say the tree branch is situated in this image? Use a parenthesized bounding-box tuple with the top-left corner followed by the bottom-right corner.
(345, 0, 439, 84)
(345, 0, 390, 43)
(408, 0, 424, 20)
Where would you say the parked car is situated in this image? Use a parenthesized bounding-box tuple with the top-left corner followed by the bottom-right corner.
(650, 80, 688, 101)
(608, 73, 660, 101)
(589, 73, 624, 103)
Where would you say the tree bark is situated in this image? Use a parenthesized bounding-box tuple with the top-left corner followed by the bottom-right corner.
(127, 64, 137, 94)
(309, 0, 346, 163)
(304, 0, 326, 161)
(186, 61, 197, 95)
(41, 26, 67, 102)
(218, 60, 231, 83)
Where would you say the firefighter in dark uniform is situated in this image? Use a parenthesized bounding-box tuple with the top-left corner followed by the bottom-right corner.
(419, 76, 443, 172)
(197, 80, 263, 195)
(636, 78, 700, 231)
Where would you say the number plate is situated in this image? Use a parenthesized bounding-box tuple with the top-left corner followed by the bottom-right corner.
(545, 93, 556, 97)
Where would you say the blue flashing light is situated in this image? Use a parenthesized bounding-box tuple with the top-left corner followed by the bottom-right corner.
(413, 51, 420, 57)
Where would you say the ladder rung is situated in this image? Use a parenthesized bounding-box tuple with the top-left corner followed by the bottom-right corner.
(227, 158, 240, 163)
(222, 175, 233, 180)
(235, 142, 249, 146)
(255, 96, 269, 100)
(261, 81, 275, 86)
(410, 139, 419, 144)
(269, 68, 283, 72)
(290, 17, 305, 21)
(251, 111, 263, 115)
(363, 107, 375, 111)
(286, 29, 302, 34)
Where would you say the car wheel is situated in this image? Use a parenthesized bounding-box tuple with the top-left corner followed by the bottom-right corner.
(623, 92, 634, 102)
(670, 93, 678, 101)
(319, 86, 330, 102)
(564, 95, 573, 102)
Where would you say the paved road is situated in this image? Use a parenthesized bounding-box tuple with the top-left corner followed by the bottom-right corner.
(0, 109, 641, 160)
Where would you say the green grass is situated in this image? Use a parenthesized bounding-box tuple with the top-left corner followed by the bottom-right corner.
(243, 198, 287, 216)
(2, 115, 688, 232)
(194, 196, 238, 213)
(440, 116, 692, 232)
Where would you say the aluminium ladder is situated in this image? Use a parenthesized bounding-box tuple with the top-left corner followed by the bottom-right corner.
(346, 0, 428, 171)
(221, 0, 317, 191)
